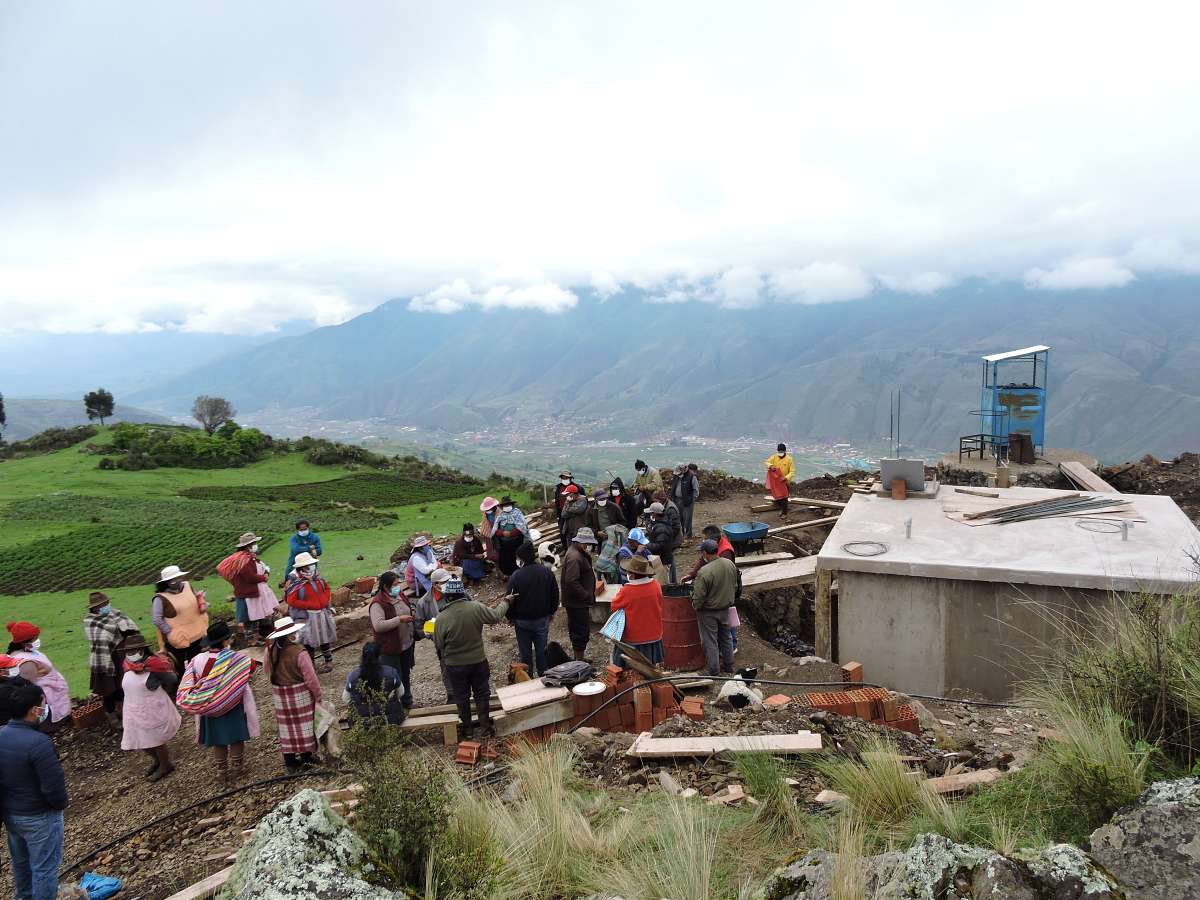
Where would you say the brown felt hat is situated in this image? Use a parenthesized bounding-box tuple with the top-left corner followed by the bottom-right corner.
(87, 591, 110, 610)
(620, 555, 655, 577)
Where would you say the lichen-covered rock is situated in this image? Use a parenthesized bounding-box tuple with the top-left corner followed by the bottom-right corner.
(1015, 843, 1121, 899)
(759, 847, 903, 899)
(1089, 776, 1200, 899)
(879, 833, 993, 899)
(972, 855, 1038, 899)
(220, 788, 397, 899)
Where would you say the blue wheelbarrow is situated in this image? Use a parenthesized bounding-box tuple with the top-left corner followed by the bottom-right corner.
(722, 521, 769, 555)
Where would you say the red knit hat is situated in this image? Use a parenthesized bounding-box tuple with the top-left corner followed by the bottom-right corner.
(563, 484, 579, 494)
(6, 621, 39, 644)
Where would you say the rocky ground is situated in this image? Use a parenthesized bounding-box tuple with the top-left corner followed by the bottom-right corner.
(1104, 451, 1200, 523)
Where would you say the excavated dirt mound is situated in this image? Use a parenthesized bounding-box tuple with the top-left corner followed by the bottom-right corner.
(1103, 452, 1200, 522)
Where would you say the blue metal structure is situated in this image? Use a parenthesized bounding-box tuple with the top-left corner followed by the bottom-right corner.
(980, 345, 1049, 455)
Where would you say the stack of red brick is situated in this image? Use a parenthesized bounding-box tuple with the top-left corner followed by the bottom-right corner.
(559, 665, 705, 738)
(801, 661, 919, 734)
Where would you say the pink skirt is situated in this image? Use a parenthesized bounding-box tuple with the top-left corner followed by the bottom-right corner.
(121, 671, 182, 750)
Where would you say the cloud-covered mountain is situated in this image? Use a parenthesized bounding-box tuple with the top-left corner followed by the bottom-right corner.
(1, 398, 171, 442)
(129, 278, 1200, 462)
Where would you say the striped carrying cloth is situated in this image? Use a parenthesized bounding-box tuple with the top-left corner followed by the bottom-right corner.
(176, 649, 253, 717)
(271, 682, 316, 754)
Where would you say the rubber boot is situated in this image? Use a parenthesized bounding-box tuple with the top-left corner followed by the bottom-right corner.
(144, 749, 160, 778)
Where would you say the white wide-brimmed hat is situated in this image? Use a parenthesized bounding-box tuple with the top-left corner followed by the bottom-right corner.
(292, 552, 318, 569)
(266, 616, 306, 641)
(158, 565, 189, 583)
(236, 532, 262, 548)
(430, 568, 452, 584)
(412, 535, 430, 548)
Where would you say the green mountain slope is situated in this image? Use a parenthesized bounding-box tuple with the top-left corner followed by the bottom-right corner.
(2, 397, 172, 441)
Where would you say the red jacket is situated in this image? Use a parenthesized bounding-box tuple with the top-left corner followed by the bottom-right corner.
(227, 551, 267, 598)
(284, 576, 331, 610)
(612, 579, 664, 644)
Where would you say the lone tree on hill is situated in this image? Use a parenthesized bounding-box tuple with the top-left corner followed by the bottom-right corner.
(192, 395, 237, 435)
(83, 388, 115, 426)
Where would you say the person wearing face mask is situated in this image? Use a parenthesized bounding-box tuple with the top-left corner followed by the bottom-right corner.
(434, 577, 508, 738)
(0, 655, 33, 727)
(5, 622, 69, 731)
(283, 552, 337, 673)
(505, 540, 559, 675)
(0, 684, 68, 900)
(152, 564, 210, 674)
(478, 497, 502, 567)
(492, 496, 530, 577)
(558, 484, 590, 546)
(83, 592, 140, 728)
(765, 442, 795, 521)
(633, 460, 663, 517)
(560, 527, 600, 661)
(587, 489, 626, 535)
(553, 470, 582, 522)
(264, 616, 322, 772)
(219, 532, 279, 646)
(644, 502, 679, 584)
(285, 519, 323, 577)
(608, 478, 637, 528)
(452, 523, 488, 585)
(420, 568, 457, 704)
(368, 572, 416, 709)
(118, 632, 180, 781)
(672, 463, 701, 539)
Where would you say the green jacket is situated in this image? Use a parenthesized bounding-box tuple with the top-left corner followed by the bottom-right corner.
(434, 596, 509, 666)
(691, 556, 737, 612)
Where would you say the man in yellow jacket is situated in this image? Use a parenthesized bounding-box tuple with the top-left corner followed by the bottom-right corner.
(765, 442, 795, 520)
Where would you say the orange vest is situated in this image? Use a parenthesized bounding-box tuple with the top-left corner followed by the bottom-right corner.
(159, 582, 209, 649)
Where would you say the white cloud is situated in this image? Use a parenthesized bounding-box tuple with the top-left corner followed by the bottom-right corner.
(1024, 257, 1136, 290)
(2, 3, 1200, 331)
(879, 271, 955, 295)
(769, 262, 873, 304)
(590, 270, 620, 298)
(409, 279, 577, 314)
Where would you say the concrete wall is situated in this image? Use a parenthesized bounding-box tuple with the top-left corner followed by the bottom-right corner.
(836, 571, 1119, 700)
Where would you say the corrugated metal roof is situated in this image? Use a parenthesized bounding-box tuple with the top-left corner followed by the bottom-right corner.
(981, 345, 1050, 363)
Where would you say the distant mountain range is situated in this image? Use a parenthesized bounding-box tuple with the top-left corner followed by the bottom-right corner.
(120, 277, 1200, 463)
(1, 397, 171, 442)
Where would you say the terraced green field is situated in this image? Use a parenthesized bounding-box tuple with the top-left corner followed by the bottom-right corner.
(0, 426, 531, 693)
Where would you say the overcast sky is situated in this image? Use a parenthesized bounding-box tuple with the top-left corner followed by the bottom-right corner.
(2, 2, 1199, 334)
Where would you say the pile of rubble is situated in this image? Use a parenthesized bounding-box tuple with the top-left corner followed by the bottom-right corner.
(1104, 451, 1200, 521)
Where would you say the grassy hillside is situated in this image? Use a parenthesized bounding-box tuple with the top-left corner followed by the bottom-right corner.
(0, 427, 531, 695)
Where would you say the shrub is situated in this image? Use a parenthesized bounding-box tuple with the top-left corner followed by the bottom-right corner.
(105, 422, 274, 470)
(0, 425, 98, 459)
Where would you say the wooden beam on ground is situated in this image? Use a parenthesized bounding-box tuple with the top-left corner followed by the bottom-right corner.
(407, 697, 500, 718)
(1059, 461, 1119, 493)
(923, 768, 1004, 795)
(739, 556, 819, 593)
(495, 697, 574, 737)
(750, 503, 777, 514)
(735, 552, 795, 567)
(164, 866, 235, 900)
(763, 496, 847, 511)
(766, 515, 840, 536)
(626, 731, 822, 758)
(814, 567, 833, 659)
(398, 710, 508, 733)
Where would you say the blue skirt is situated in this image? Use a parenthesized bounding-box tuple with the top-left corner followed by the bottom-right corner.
(462, 558, 487, 580)
(199, 703, 250, 746)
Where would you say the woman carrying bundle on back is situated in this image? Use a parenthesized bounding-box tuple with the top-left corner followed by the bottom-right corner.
(283, 552, 337, 673)
(176, 621, 259, 786)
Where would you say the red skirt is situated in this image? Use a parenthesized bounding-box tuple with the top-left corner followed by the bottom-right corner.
(271, 683, 316, 755)
(767, 467, 790, 501)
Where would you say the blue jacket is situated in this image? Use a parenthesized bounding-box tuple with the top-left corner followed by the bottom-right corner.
(286, 531, 323, 574)
(0, 720, 68, 816)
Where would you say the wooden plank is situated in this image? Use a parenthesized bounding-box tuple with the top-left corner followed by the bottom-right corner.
(963, 492, 1080, 520)
(923, 768, 1004, 795)
(739, 556, 819, 593)
(496, 677, 569, 712)
(164, 865, 235, 900)
(735, 552, 795, 567)
(750, 503, 777, 513)
(766, 515, 840, 535)
(495, 697, 574, 737)
(407, 697, 500, 718)
(954, 487, 1000, 498)
(814, 567, 833, 659)
(760, 496, 847, 510)
(1060, 461, 1119, 493)
(627, 731, 822, 758)
(398, 710, 508, 732)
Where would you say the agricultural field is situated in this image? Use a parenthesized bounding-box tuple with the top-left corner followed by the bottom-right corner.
(0, 426, 533, 693)
(180, 472, 483, 506)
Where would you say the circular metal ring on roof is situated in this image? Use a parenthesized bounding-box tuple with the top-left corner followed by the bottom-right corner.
(1075, 520, 1124, 534)
(842, 541, 889, 557)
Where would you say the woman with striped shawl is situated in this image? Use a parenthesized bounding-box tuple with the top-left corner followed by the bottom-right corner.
(178, 621, 259, 786)
(263, 616, 322, 771)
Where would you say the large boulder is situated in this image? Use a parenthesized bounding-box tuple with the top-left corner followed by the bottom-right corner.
(221, 789, 397, 899)
(1090, 777, 1200, 899)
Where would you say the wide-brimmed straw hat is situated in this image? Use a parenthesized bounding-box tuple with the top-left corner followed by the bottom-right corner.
(430, 568, 452, 584)
(412, 535, 430, 548)
(480, 497, 499, 512)
(266, 616, 306, 641)
(158, 565, 189, 583)
(236, 532, 261, 548)
(620, 555, 655, 577)
(292, 552, 318, 569)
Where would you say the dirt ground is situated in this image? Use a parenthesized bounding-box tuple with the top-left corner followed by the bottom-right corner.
(9, 482, 1054, 899)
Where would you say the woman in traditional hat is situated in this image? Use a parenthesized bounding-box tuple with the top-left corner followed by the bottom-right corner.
(368, 572, 416, 708)
(407, 535, 438, 597)
(6, 621, 70, 729)
(263, 616, 322, 771)
(219, 533, 277, 645)
(492, 496, 529, 577)
(119, 632, 180, 780)
(178, 621, 259, 785)
(83, 592, 140, 728)
(283, 552, 336, 673)
(478, 496, 501, 565)
(151, 564, 209, 674)
(610, 556, 665, 668)
(452, 523, 488, 585)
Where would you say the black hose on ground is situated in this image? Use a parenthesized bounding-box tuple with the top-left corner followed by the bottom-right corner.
(61, 768, 343, 876)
